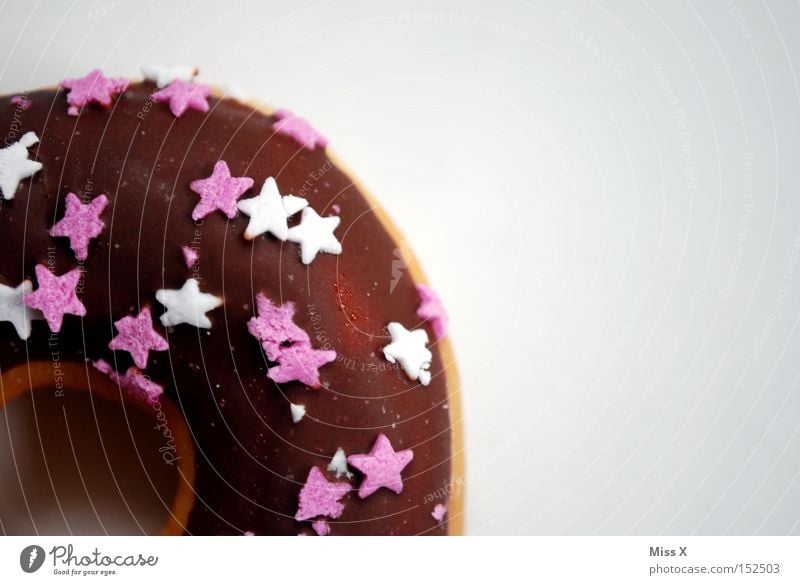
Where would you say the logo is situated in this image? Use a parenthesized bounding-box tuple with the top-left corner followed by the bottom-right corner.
(19, 545, 45, 573)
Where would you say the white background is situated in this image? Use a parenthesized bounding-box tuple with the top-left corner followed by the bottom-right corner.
(1, 0, 799, 535)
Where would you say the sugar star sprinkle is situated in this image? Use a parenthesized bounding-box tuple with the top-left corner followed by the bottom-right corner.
(24, 264, 86, 333)
(108, 307, 169, 368)
(327, 448, 353, 480)
(61, 69, 128, 116)
(189, 160, 253, 220)
(247, 294, 310, 361)
(272, 109, 328, 150)
(382, 322, 432, 386)
(153, 79, 211, 117)
(290, 403, 306, 423)
(247, 293, 336, 387)
(431, 504, 447, 522)
(0, 132, 42, 200)
(49, 193, 108, 260)
(237, 177, 307, 240)
(94, 359, 163, 405)
(267, 344, 336, 388)
(156, 278, 222, 329)
(0, 280, 42, 339)
(141, 64, 197, 88)
(347, 433, 414, 499)
(182, 246, 199, 268)
(286, 207, 342, 265)
(416, 284, 449, 341)
(295, 466, 350, 521)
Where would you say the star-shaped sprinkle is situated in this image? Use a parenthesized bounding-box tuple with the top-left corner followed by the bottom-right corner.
(382, 322, 432, 386)
(347, 433, 414, 499)
(49, 193, 108, 261)
(247, 293, 335, 387)
(182, 246, 199, 268)
(10, 96, 31, 110)
(272, 109, 328, 150)
(152, 80, 211, 117)
(290, 403, 306, 423)
(0, 132, 42, 200)
(94, 359, 163, 405)
(189, 160, 253, 220)
(295, 466, 350, 521)
(247, 293, 310, 360)
(268, 344, 336, 388)
(327, 448, 353, 480)
(237, 177, 307, 240)
(431, 504, 447, 522)
(0, 280, 42, 339)
(24, 264, 86, 333)
(61, 69, 128, 116)
(286, 207, 342, 264)
(141, 64, 197, 88)
(108, 307, 169, 368)
(311, 520, 330, 536)
(156, 278, 222, 329)
(416, 284, 449, 341)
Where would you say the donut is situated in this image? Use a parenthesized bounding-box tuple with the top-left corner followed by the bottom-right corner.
(0, 68, 463, 535)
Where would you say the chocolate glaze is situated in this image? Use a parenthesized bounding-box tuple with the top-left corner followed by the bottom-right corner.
(0, 83, 452, 535)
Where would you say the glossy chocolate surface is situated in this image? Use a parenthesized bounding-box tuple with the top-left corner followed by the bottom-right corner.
(0, 83, 451, 535)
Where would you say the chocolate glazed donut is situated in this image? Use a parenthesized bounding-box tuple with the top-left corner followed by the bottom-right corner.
(0, 77, 463, 535)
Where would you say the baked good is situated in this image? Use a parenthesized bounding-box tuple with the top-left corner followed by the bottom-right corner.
(0, 68, 463, 535)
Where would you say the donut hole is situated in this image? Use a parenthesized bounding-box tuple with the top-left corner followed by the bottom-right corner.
(0, 363, 195, 535)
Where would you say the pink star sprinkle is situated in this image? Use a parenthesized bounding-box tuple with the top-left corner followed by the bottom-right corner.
(416, 284, 449, 341)
(94, 360, 163, 404)
(24, 264, 86, 333)
(247, 293, 336, 388)
(272, 109, 328, 150)
(242, 531, 255, 536)
(295, 466, 350, 521)
(152, 80, 211, 117)
(247, 293, 310, 361)
(10, 96, 31, 110)
(347, 434, 414, 499)
(108, 307, 169, 368)
(311, 520, 330, 536)
(61, 69, 128, 116)
(182, 246, 199, 268)
(49, 193, 108, 261)
(267, 344, 336, 388)
(432, 504, 447, 522)
(189, 160, 253, 220)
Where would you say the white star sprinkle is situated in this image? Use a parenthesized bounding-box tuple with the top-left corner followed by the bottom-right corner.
(0, 280, 42, 339)
(382, 322, 432, 386)
(0, 132, 42, 200)
(237, 177, 307, 240)
(141, 64, 197, 88)
(327, 448, 353, 479)
(286, 207, 342, 264)
(156, 278, 222, 329)
(290, 403, 306, 423)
